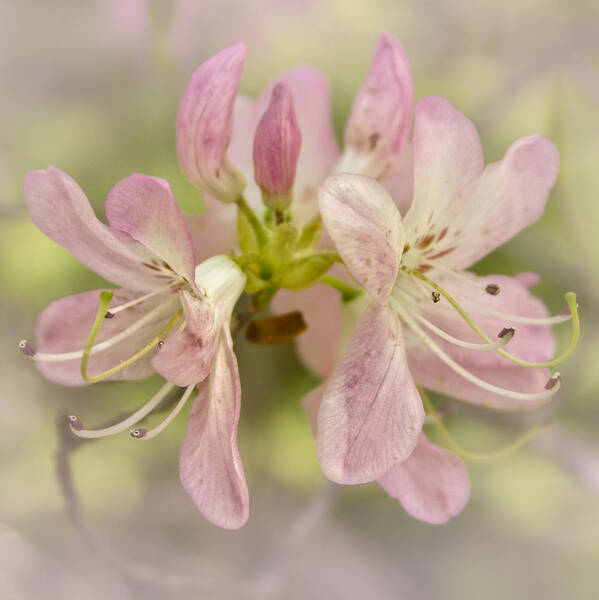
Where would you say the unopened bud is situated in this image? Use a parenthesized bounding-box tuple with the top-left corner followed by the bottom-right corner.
(485, 283, 500, 296)
(18, 340, 36, 357)
(253, 82, 302, 211)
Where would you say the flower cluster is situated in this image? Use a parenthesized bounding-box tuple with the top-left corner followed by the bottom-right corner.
(20, 35, 579, 528)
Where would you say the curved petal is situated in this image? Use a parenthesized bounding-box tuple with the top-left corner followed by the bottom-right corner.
(377, 433, 470, 524)
(403, 96, 484, 238)
(179, 327, 249, 529)
(341, 33, 413, 179)
(105, 174, 195, 282)
(271, 284, 342, 378)
(317, 303, 424, 484)
(319, 174, 404, 303)
(302, 383, 326, 437)
(380, 144, 413, 216)
(23, 168, 165, 291)
(438, 135, 560, 269)
(176, 41, 247, 202)
(35, 289, 180, 386)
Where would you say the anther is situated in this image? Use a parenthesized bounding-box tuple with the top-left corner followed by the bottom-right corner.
(130, 428, 147, 439)
(105, 310, 115, 319)
(157, 341, 165, 349)
(18, 340, 36, 357)
(432, 291, 441, 303)
(67, 414, 84, 431)
(485, 283, 500, 296)
(545, 373, 560, 390)
(497, 326, 516, 339)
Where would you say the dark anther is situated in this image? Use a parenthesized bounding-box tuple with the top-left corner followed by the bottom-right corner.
(498, 326, 516, 339)
(67, 415, 83, 430)
(105, 311, 115, 319)
(157, 341, 165, 349)
(485, 283, 500, 296)
(130, 428, 147, 439)
(432, 291, 441, 303)
(545, 373, 561, 390)
(18, 340, 36, 357)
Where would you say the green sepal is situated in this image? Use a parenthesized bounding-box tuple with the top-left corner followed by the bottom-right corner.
(267, 223, 298, 269)
(296, 217, 323, 254)
(280, 253, 336, 290)
(236, 254, 270, 293)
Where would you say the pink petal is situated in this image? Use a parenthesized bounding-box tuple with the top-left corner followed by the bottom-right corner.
(152, 289, 220, 386)
(302, 383, 326, 437)
(317, 303, 424, 484)
(403, 96, 484, 237)
(319, 174, 404, 303)
(342, 33, 413, 179)
(377, 433, 470, 524)
(105, 173, 196, 282)
(380, 144, 414, 216)
(35, 289, 180, 386)
(252, 82, 302, 209)
(439, 135, 560, 269)
(23, 168, 166, 291)
(405, 272, 555, 409)
(179, 328, 249, 529)
(176, 42, 247, 203)
(271, 283, 342, 378)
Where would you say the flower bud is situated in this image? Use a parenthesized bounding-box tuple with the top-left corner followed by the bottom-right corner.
(253, 83, 302, 211)
(339, 33, 413, 179)
(176, 41, 247, 203)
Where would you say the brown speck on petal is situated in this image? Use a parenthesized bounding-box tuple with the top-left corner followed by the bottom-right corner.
(485, 283, 500, 295)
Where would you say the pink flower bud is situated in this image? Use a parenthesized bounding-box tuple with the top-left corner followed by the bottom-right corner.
(340, 33, 413, 179)
(252, 82, 302, 211)
(176, 41, 247, 203)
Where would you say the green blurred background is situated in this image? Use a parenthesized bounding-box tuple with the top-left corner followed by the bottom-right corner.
(1, 1, 598, 598)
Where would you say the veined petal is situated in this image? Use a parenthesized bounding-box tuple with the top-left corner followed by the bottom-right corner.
(317, 304, 424, 484)
(179, 328, 249, 529)
(319, 174, 404, 303)
(403, 96, 484, 239)
(437, 135, 560, 269)
(377, 433, 470, 524)
(105, 174, 196, 282)
(176, 41, 247, 203)
(340, 33, 413, 179)
(23, 168, 167, 291)
(35, 289, 180, 386)
(184, 196, 238, 257)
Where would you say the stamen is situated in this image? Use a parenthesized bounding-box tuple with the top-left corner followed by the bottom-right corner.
(32, 301, 177, 364)
(419, 386, 551, 462)
(68, 381, 175, 438)
(67, 414, 83, 431)
(80, 292, 183, 383)
(498, 327, 516, 339)
(18, 340, 36, 357)
(432, 291, 441, 303)
(415, 314, 515, 351)
(107, 279, 183, 316)
(390, 300, 561, 405)
(133, 384, 195, 441)
(485, 283, 500, 296)
(545, 373, 560, 390)
(404, 268, 580, 369)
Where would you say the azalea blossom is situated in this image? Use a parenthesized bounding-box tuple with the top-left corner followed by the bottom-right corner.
(20, 167, 249, 528)
(315, 96, 579, 496)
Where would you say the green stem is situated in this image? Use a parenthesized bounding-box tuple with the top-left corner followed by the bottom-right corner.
(236, 196, 267, 250)
(320, 275, 363, 302)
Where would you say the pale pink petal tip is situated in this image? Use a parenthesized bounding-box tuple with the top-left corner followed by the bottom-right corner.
(340, 33, 413, 179)
(378, 434, 471, 524)
(253, 82, 302, 210)
(176, 41, 247, 203)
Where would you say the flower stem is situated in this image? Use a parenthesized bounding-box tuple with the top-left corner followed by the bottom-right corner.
(236, 195, 268, 250)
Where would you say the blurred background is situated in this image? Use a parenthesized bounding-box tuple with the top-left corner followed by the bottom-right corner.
(1, 0, 598, 598)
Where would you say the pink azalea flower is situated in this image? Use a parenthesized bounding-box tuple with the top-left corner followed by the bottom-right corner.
(314, 96, 572, 515)
(21, 167, 249, 528)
